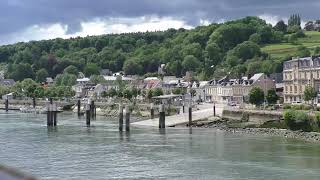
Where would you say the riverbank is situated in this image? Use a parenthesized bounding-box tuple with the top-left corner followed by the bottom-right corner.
(179, 117, 320, 143)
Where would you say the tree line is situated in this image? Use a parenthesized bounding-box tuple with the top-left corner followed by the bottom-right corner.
(0, 16, 294, 84)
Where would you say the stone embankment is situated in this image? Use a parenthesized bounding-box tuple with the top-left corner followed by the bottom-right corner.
(188, 118, 320, 143)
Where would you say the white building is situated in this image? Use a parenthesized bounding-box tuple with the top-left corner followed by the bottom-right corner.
(205, 73, 276, 104)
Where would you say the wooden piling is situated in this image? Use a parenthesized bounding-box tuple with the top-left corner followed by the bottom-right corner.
(188, 106, 192, 127)
(32, 97, 36, 108)
(150, 103, 154, 119)
(77, 99, 81, 116)
(213, 103, 216, 117)
(159, 104, 165, 129)
(52, 103, 57, 126)
(125, 105, 130, 132)
(86, 104, 91, 126)
(47, 103, 52, 126)
(5, 98, 8, 112)
(91, 100, 95, 119)
(119, 104, 124, 132)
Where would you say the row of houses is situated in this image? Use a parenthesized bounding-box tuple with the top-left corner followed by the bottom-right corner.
(204, 56, 320, 105)
(204, 73, 277, 104)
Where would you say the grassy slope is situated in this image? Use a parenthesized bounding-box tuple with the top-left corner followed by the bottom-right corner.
(261, 31, 320, 58)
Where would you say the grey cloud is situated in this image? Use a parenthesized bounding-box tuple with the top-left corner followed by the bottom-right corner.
(0, 0, 319, 35)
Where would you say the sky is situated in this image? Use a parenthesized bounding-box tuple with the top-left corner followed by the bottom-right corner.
(0, 0, 319, 45)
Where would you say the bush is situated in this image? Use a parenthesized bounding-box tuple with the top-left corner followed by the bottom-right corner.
(284, 110, 312, 131)
(315, 112, 320, 128)
(283, 104, 292, 109)
(284, 110, 296, 129)
(291, 105, 302, 110)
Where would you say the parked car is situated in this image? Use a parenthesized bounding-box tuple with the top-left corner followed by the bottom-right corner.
(227, 101, 237, 106)
(291, 101, 302, 105)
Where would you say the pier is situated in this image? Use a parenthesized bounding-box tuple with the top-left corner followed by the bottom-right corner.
(132, 103, 224, 127)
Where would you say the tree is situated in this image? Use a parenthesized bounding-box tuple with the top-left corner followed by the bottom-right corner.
(90, 75, 106, 84)
(182, 55, 200, 72)
(249, 87, 265, 106)
(314, 47, 320, 56)
(304, 86, 317, 105)
(304, 21, 315, 31)
(228, 41, 261, 62)
(296, 46, 311, 57)
(7, 63, 35, 81)
(84, 63, 100, 77)
(123, 89, 133, 100)
(287, 25, 301, 34)
(123, 59, 143, 75)
(35, 68, 49, 83)
(249, 33, 261, 44)
(55, 73, 77, 86)
(205, 42, 222, 65)
(152, 88, 163, 97)
(288, 14, 301, 28)
(266, 89, 279, 104)
(274, 20, 288, 33)
(172, 88, 186, 95)
(64, 65, 79, 75)
(108, 88, 117, 97)
(20, 79, 40, 97)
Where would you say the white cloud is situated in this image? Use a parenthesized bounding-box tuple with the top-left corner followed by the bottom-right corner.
(0, 16, 193, 45)
(258, 14, 286, 26)
(259, 14, 307, 28)
(200, 19, 211, 26)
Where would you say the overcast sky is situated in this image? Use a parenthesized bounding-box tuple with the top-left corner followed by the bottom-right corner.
(0, 0, 319, 45)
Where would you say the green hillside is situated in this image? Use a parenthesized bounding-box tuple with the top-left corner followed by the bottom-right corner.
(261, 31, 320, 58)
(0, 16, 313, 84)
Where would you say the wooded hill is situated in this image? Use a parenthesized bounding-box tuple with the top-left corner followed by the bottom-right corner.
(0, 16, 316, 82)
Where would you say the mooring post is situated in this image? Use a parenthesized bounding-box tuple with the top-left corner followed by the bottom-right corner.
(150, 103, 154, 119)
(182, 103, 185, 113)
(53, 103, 57, 126)
(86, 104, 91, 126)
(47, 103, 52, 127)
(188, 105, 192, 127)
(77, 99, 81, 116)
(5, 98, 8, 112)
(91, 100, 95, 119)
(119, 104, 124, 132)
(159, 104, 165, 129)
(32, 97, 36, 108)
(125, 105, 130, 132)
(213, 103, 216, 117)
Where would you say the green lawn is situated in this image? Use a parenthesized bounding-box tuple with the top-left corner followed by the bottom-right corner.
(261, 31, 320, 58)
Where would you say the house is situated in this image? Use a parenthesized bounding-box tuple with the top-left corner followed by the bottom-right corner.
(205, 73, 275, 104)
(0, 79, 15, 86)
(72, 77, 92, 97)
(2, 93, 13, 100)
(76, 77, 90, 85)
(283, 56, 320, 104)
(100, 69, 112, 76)
(143, 77, 162, 89)
(46, 77, 54, 85)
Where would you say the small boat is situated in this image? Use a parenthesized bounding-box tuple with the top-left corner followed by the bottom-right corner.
(19, 107, 47, 114)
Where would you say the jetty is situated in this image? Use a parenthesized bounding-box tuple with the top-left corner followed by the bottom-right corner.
(132, 103, 224, 127)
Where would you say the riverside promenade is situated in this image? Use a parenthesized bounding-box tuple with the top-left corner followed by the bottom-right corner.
(132, 103, 225, 127)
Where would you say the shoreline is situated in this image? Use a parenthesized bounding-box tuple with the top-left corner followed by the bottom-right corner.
(178, 119, 320, 143)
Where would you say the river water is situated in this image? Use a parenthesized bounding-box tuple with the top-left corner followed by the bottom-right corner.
(0, 111, 320, 180)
